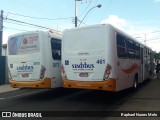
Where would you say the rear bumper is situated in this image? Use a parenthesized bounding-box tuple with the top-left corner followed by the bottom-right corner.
(63, 78, 116, 91)
(9, 77, 51, 88)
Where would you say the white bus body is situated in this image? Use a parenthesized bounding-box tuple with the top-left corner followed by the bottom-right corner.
(62, 24, 154, 92)
(8, 31, 62, 88)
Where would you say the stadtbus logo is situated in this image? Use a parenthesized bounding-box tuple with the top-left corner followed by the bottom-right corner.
(72, 62, 94, 69)
(17, 65, 34, 72)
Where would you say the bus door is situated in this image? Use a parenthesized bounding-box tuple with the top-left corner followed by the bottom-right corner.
(140, 47, 144, 81)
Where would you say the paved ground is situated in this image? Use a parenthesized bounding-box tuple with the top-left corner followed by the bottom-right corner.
(0, 84, 19, 93)
(0, 78, 160, 120)
(106, 78, 160, 120)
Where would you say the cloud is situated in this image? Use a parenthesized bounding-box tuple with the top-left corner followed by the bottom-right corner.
(100, 15, 140, 35)
(100, 15, 128, 30)
(2, 31, 16, 44)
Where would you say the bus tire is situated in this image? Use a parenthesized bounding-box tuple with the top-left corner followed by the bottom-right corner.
(133, 75, 138, 89)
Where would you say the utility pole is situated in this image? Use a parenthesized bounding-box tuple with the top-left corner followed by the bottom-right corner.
(75, 0, 78, 27)
(0, 10, 3, 56)
(144, 33, 147, 45)
(75, 0, 82, 27)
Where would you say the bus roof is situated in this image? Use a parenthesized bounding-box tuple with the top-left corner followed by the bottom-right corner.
(8, 30, 62, 39)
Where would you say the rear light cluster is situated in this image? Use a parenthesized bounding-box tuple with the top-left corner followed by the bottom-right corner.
(40, 65, 46, 79)
(103, 64, 112, 80)
(62, 65, 67, 79)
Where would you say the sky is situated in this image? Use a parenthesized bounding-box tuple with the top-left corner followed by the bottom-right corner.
(1, 0, 160, 52)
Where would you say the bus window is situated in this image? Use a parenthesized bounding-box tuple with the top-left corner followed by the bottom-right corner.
(116, 34, 127, 58)
(8, 36, 21, 55)
(135, 43, 140, 59)
(51, 38, 61, 60)
(126, 39, 135, 58)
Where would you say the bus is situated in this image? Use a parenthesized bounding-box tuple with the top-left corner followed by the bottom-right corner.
(8, 30, 62, 88)
(62, 24, 154, 92)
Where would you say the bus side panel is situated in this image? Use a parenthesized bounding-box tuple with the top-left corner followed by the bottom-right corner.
(111, 30, 131, 91)
(114, 31, 141, 91)
(41, 34, 62, 88)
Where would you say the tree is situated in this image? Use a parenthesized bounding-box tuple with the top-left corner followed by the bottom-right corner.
(154, 52, 160, 61)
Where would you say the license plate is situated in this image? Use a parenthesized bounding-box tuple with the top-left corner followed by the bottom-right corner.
(22, 73, 29, 78)
(79, 72, 88, 77)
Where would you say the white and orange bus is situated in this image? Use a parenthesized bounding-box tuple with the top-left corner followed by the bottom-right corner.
(8, 30, 62, 88)
(62, 24, 154, 92)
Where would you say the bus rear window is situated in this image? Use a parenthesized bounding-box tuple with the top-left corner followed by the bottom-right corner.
(8, 33, 40, 55)
(51, 38, 61, 60)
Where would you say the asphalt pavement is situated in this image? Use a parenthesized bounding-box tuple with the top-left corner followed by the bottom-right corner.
(0, 78, 160, 120)
(0, 84, 19, 93)
(106, 78, 160, 120)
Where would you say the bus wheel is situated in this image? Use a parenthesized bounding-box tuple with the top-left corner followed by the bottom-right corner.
(133, 75, 138, 89)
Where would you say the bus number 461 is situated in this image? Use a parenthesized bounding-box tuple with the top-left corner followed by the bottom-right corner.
(96, 59, 105, 64)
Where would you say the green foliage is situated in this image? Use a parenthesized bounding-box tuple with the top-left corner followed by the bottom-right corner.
(154, 52, 160, 61)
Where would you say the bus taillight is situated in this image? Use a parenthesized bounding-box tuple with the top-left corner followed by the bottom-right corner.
(62, 65, 67, 79)
(61, 65, 64, 74)
(40, 65, 46, 79)
(104, 64, 112, 80)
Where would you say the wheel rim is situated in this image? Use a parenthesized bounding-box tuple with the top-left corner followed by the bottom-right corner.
(134, 80, 137, 88)
(133, 76, 138, 89)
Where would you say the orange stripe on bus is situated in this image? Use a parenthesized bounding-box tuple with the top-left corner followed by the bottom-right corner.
(122, 63, 139, 74)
